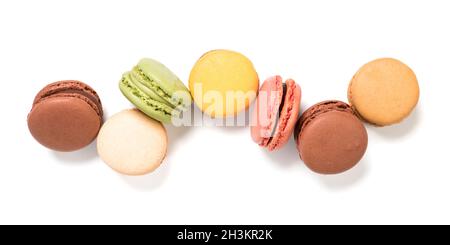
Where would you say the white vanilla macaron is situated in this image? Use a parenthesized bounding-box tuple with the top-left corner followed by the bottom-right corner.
(97, 109, 168, 175)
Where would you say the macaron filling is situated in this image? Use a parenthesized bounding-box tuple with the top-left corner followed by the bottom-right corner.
(34, 90, 102, 118)
(278, 84, 287, 115)
(128, 71, 169, 105)
(133, 66, 184, 108)
(268, 83, 287, 140)
(119, 77, 175, 117)
(33, 81, 103, 117)
(267, 81, 298, 150)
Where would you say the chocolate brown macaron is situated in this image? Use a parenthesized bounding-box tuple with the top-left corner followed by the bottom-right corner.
(27, 81, 103, 152)
(294, 101, 368, 174)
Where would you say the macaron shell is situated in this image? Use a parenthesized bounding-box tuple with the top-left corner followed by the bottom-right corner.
(137, 58, 191, 108)
(97, 109, 168, 176)
(267, 79, 301, 151)
(28, 94, 101, 152)
(33, 80, 103, 117)
(250, 75, 283, 146)
(295, 100, 354, 143)
(189, 50, 259, 117)
(298, 110, 368, 174)
(348, 58, 419, 126)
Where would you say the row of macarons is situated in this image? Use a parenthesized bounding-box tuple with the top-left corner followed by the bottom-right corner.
(27, 49, 420, 175)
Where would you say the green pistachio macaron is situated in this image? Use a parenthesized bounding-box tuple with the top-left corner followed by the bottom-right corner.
(119, 58, 191, 123)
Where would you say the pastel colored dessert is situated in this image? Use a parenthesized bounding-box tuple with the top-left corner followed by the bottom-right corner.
(251, 76, 301, 151)
(120, 58, 191, 123)
(294, 101, 368, 174)
(27, 80, 103, 152)
(348, 58, 420, 126)
(97, 109, 168, 176)
(189, 49, 259, 118)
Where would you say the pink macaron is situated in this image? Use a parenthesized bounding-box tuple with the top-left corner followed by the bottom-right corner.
(251, 75, 301, 151)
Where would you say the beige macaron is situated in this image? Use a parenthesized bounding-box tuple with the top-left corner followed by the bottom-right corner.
(97, 109, 168, 176)
(348, 58, 419, 126)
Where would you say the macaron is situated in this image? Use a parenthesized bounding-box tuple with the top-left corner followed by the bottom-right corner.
(294, 101, 368, 174)
(27, 80, 103, 152)
(97, 109, 168, 176)
(348, 58, 420, 126)
(189, 50, 259, 118)
(120, 58, 191, 123)
(251, 76, 301, 151)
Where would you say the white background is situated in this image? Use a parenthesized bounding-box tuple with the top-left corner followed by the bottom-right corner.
(1, 0, 449, 225)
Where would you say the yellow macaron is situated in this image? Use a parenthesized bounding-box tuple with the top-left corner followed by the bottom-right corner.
(189, 50, 259, 118)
